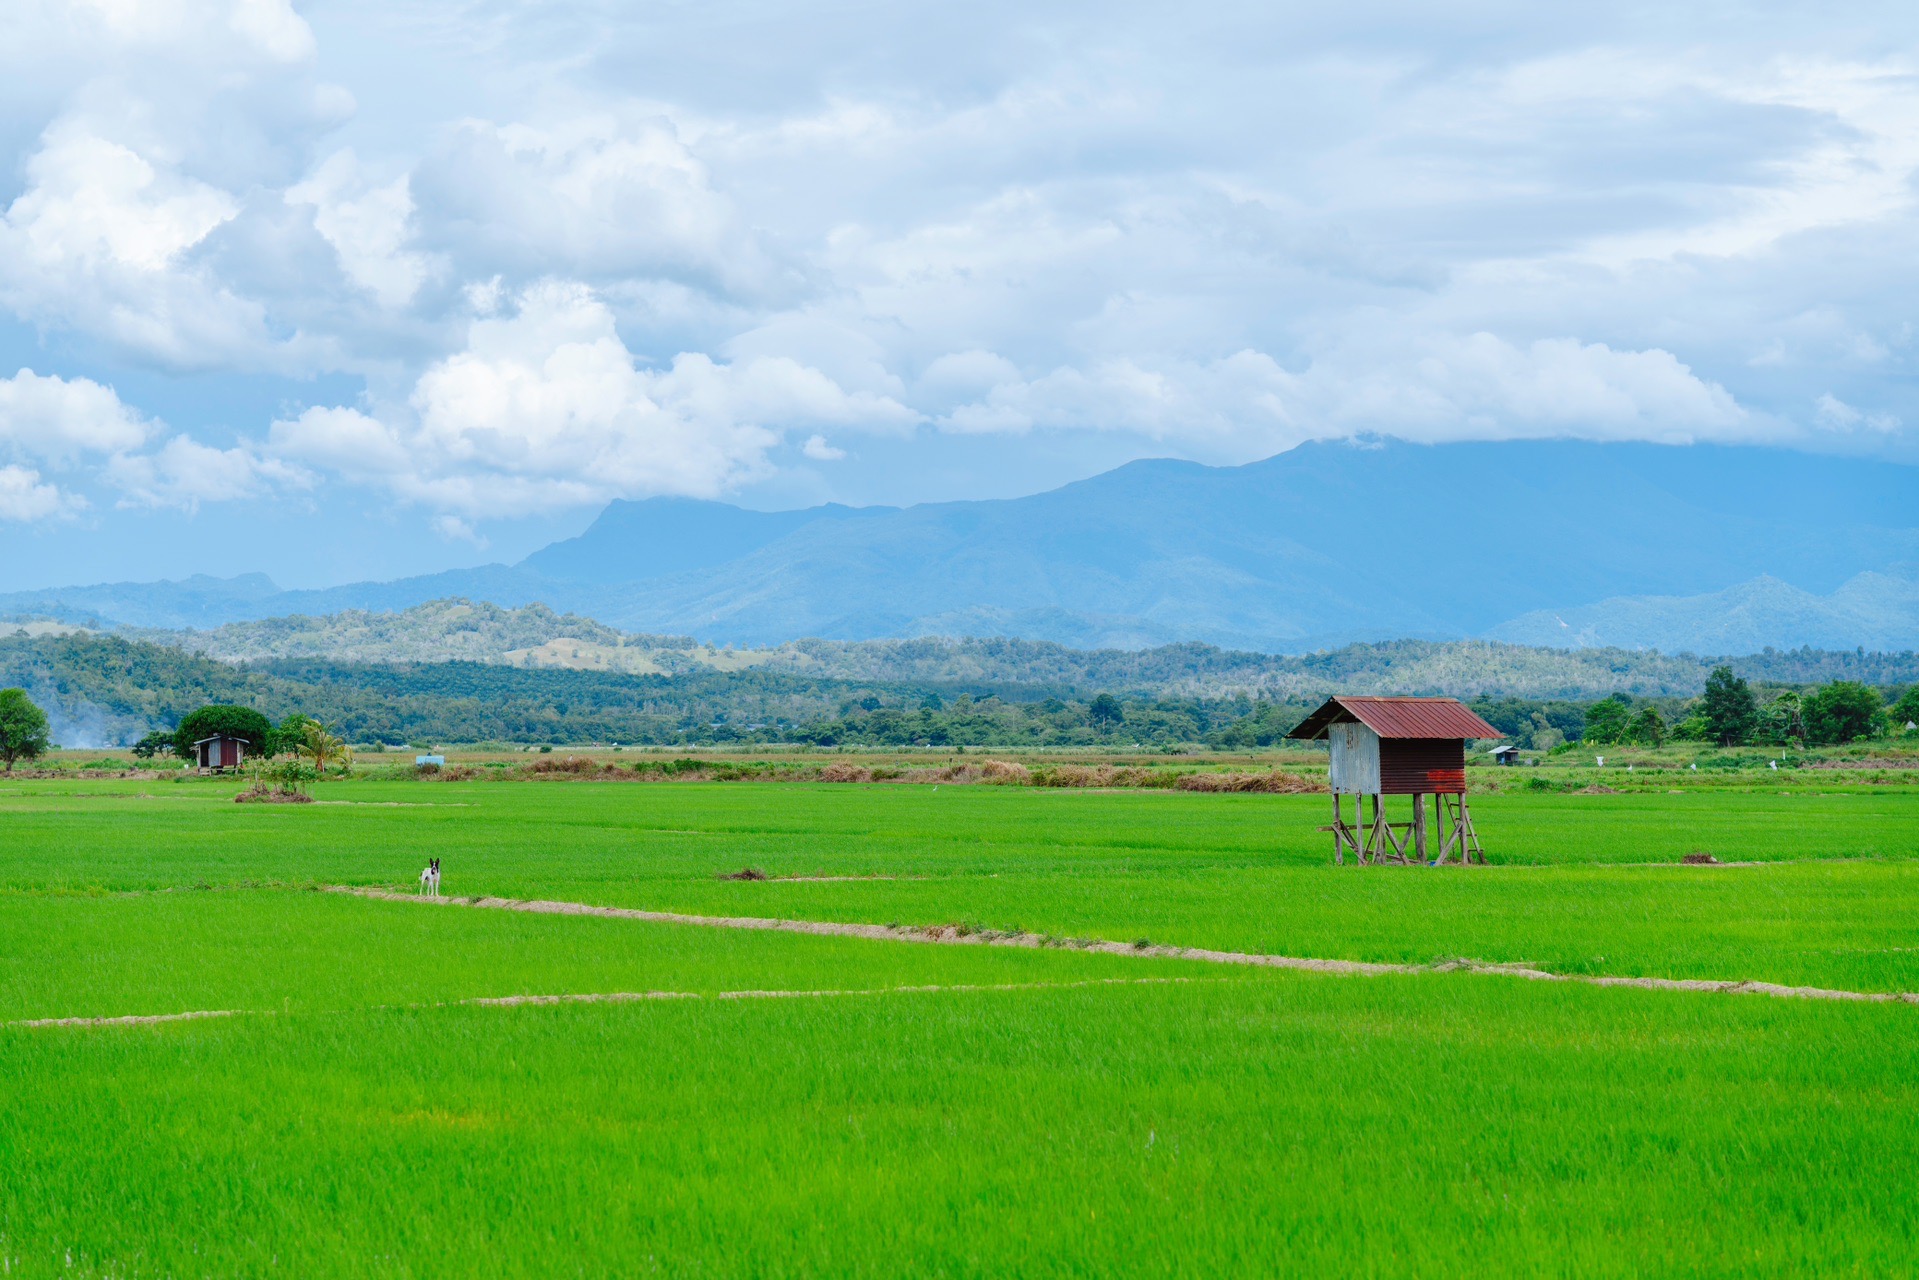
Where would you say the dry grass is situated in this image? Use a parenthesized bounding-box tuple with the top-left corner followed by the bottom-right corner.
(1174, 769, 1326, 795)
(818, 762, 874, 783)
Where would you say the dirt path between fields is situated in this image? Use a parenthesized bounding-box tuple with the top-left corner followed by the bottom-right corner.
(10, 1008, 248, 1029)
(326, 884, 1919, 1007)
(5, 976, 1205, 1030)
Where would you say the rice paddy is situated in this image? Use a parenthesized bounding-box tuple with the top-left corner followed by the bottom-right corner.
(4, 773, 1917, 1274)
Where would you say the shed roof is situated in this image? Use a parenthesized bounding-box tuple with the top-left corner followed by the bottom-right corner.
(1287, 696, 1501, 741)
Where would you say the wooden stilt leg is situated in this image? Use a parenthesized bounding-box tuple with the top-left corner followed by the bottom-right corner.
(1332, 791, 1343, 865)
(1414, 794, 1428, 863)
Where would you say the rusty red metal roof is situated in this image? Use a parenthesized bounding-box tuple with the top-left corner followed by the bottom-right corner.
(1288, 695, 1501, 741)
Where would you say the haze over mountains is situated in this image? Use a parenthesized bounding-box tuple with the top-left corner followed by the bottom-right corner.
(6, 440, 1918, 654)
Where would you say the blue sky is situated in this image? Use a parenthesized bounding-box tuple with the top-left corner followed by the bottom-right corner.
(2, 0, 1917, 590)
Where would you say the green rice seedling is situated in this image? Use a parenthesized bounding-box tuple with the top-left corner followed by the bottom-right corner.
(3, 975, 1916, 1276)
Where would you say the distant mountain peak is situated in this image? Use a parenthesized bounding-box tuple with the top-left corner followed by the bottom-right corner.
(3, 438, 1916, 652)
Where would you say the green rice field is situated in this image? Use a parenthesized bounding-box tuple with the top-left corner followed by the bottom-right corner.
(5, 775, 1918, 1275)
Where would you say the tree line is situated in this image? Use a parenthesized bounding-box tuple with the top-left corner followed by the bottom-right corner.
(1, 634, 1913, 755)
(1494, 667, 1919, 751)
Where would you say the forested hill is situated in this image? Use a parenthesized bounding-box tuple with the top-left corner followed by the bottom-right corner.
(25, 597, 1919, 701)
(3, 631, 1915, 751)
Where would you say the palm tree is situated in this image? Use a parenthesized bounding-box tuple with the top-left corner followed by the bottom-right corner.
(300, 721, 353, 776)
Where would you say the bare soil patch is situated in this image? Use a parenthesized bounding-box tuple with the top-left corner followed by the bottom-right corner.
(234, 789, 315, 805)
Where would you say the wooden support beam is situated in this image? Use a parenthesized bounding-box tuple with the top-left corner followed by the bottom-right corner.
(1331, 792, 1340, 865)
(1414, 793, 1428, 863)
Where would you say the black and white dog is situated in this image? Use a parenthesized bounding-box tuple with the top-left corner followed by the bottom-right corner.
(418, 857, 441, 897)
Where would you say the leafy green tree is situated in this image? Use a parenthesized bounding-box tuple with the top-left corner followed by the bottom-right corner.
(130, 730, 175, 759)
(1089, 693, 1124, 727)
(172, 705, 274, 761)
(1802, 681, 1886, 746)
(1698, 666, 1758, 746)
(269, 713, 315, 756)
(1582, 695, 1632, 746)
(1891, 686, 1919, 732)
(1629, 705, 1666, 746)
(1757, 691, 1805, 746)
(0, 688, 53, 772)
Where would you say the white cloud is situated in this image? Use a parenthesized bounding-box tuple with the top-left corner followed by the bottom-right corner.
(431, 514, 487, 546)
(414, 117, 776, 296)
(287, 150, 434, 307)
(0, 465, 79, 522)
(935, 334, 1756, 456)
(1814, 392, 1901, 434)
(106, 434, 310, 510)
(1385, 335, 1750, 441)
(0, 368, 153, 465)
(0, 367, 304, 520)
(55, 0, 315, 62)
(0, 116, 269, 364)
(267, 405, 413, 479)
(7, 0, 1919, 536)
(224, 0, 317, 62)
(275, 280, 916, 514)
(4, 121, 237, 273)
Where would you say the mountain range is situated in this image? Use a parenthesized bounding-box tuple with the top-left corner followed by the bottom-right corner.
(6, 439, 1918, 653)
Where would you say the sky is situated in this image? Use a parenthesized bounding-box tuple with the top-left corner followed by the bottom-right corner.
(2, 0, 1918, 590)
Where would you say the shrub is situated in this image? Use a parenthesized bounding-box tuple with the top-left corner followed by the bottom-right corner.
(235, 757, 318, 803)
(528, 755, 601, 775)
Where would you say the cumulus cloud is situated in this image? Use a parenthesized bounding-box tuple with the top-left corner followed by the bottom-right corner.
(286, 150, 434, 307)
(0, 368, 154, 465)
(7, 0, 1919, 532)
(413, 117, 778, 298)
(0, 366, 303, 520)
(274, 280, 916, 514)
(0, 110, 289, 367)
(106, 434, 310, 511)
(0, 465, 79, 522)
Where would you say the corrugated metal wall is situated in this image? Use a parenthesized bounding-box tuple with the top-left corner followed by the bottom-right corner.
(1378, 739, 1465, 794)
(1328, 722, 1380, 794)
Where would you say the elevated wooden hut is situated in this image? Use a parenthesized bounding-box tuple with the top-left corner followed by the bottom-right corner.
(193, 733, 249, 775)
(1288, 695, 1499, 865)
